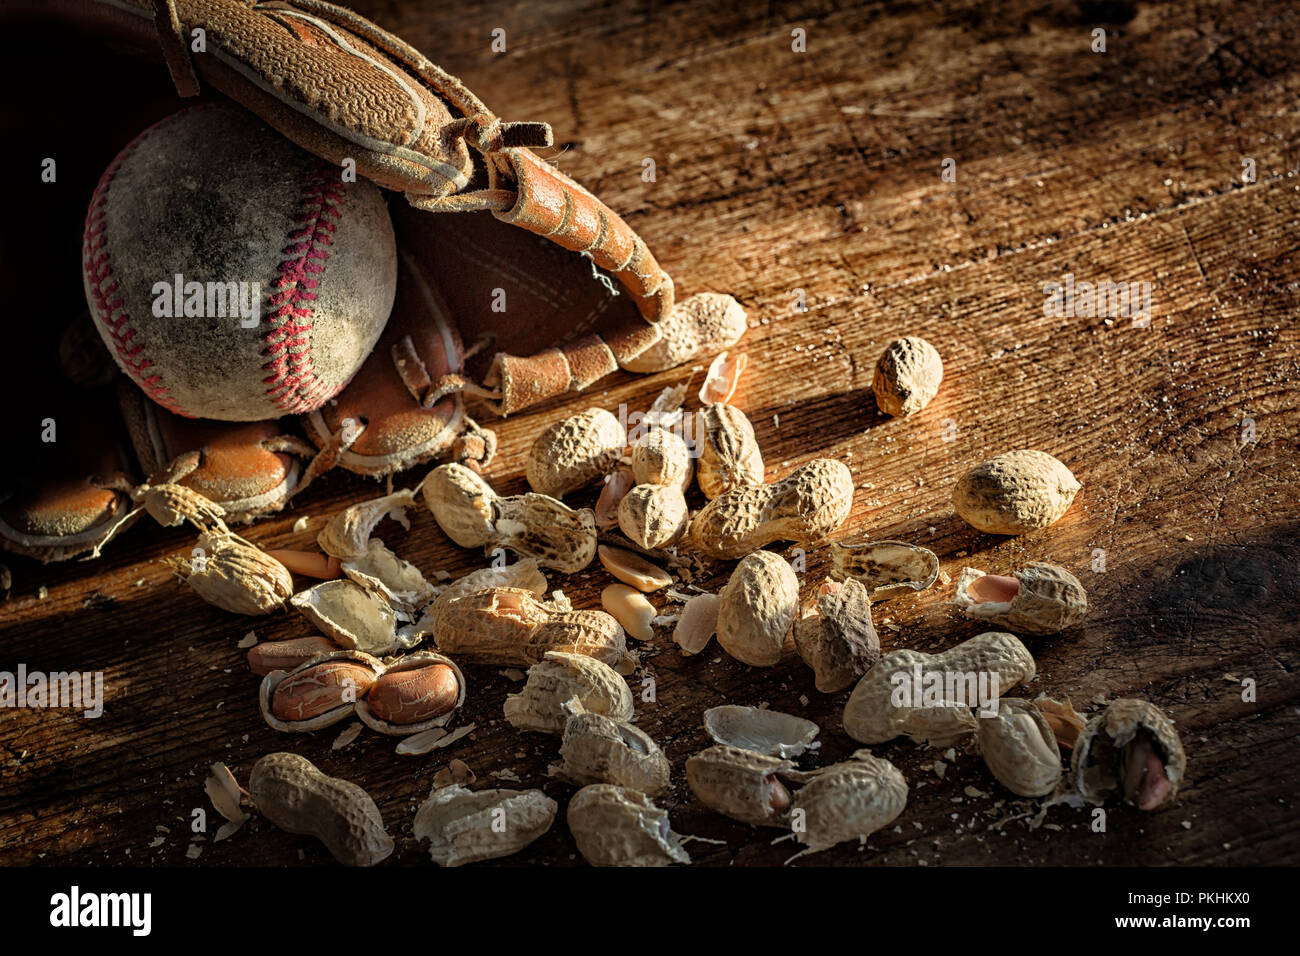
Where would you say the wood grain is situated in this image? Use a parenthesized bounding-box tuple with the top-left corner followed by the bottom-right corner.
(1, 0, 1297, 866)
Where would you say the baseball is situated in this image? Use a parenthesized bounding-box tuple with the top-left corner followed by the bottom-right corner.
(82, 103, 396, 422)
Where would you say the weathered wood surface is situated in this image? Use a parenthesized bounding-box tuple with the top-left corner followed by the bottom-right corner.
(1, 0, 1298, 866)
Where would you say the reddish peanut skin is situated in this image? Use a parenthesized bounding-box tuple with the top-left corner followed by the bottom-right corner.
(266, 549, 343, 579)
(248, 636, 340, 676)
(365, 664, 461, 724)
(969, 574, 1020, 603)
(271, 661, 377, 722)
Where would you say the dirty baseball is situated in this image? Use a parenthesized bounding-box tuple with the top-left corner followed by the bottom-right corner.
(82, 103, 396, 422)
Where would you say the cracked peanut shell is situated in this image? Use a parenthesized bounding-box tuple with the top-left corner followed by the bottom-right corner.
(433, 587, 626, 667)
(789, 751, 907, 858)
(290, 578, 400, 656)
(1073, 698, 1186, 811)
(424, 463, 597, 573)
(555, 712, 671, 795)
(185, 532, 293, 615)
(794, 578, 880, 693)
(503, 652, 634, 735)
(829, 538, 939, 601)
(340, 538, 437, 615)
(703, 704, 819, 758)
(954, 562, 1088, 634)
(317, 488, 416, 559)
(567, 784, 691, 866)
(977, 697, 1062, 797)
(413, 784, 557, 866)
(686, 745, 806, 827)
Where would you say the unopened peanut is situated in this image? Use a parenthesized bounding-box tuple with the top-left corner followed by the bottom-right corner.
(249, 752, 393, 867)
(716, 550, 798, 666)
(842, 632, 1036, 747)
(691, 459, 853, 559)
(617, 482, 689, 549)
(620, 292, 747, 373)
(872, 336, 943, 417)
(526, 407, 625, 498)
(630, 427, 692, 491)
(697, 403, 764, 499)
(952, 450, 1080, 535)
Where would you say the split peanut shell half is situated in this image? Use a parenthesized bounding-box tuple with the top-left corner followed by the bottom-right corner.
(290, 579, 401, 656)
(341, 538, 437, 615)
(829, 539, 939, 601)
(703, 705, 819, 758)
(555, 712, 671, 795)
(954, 563, 1087, 634)
(414, 784, 557, 866)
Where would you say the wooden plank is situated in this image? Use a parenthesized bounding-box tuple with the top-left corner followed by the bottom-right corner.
(0, 0, 1297, 866)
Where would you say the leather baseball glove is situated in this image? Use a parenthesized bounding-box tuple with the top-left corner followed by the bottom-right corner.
(0, 0, 746, 562)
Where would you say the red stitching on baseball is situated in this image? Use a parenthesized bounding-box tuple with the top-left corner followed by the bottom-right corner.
(83, 120, 192, 417)
(261, 165, 346, 414)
